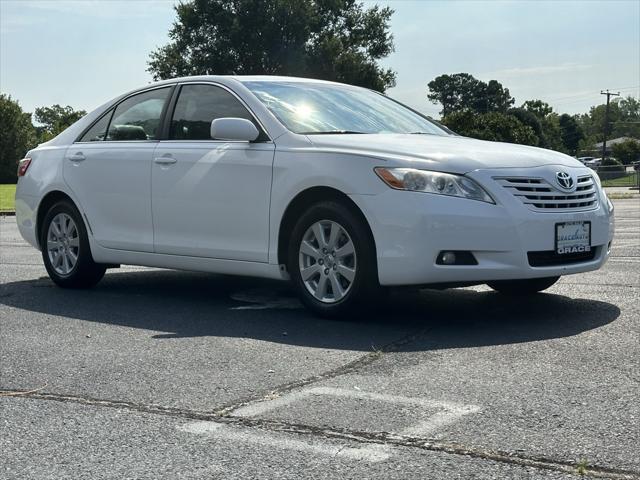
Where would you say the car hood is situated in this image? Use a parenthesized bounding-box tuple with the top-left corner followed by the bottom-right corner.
(305, 133, 583, 173)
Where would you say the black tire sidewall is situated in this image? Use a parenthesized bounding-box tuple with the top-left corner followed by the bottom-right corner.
(40, 200, 104, 288)
(288, 201, 377, 317)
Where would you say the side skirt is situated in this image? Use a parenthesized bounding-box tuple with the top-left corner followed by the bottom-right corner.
(89, 240, 288, 281)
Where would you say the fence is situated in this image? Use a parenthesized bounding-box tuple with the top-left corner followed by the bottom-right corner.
(594, 164, 639, 188)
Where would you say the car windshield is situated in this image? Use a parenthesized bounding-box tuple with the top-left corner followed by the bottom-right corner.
(242, 81, 448, 136)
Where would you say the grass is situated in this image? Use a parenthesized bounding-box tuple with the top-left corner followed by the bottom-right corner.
(601, 172, 638, 187)
(0, 184, 16, 213)
(576, 458, 589, 476)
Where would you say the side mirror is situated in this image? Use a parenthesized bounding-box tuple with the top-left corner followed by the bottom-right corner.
(210, 118, 260, 142)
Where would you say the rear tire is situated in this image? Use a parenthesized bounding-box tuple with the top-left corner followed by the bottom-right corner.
(487, 276, 560, 295)
(40, 200, 106, 289)
(288, 201, 379, 318)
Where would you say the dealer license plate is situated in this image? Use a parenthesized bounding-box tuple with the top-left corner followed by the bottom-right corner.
(555, 221, 591, 255)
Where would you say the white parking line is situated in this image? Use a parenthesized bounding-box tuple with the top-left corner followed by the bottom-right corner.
(178, 386, 480, 462)
(231, 386, 481, 436)
(178, 421, 391, 462)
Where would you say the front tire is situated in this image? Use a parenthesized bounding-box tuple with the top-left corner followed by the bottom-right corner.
(288, 201, 379, 318)
(487, 276, 560, 295)
(40, 200, 106, 289)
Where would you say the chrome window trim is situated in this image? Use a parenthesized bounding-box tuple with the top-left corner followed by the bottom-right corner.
(74, 84, 176, 144)
(163, 80, 273, 143)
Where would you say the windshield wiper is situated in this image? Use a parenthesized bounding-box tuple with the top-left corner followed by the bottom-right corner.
(300, 130, 368, 135)
(409, 131, 437, 135)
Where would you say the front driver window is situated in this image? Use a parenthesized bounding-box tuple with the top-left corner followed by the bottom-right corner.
(170, 84, 258, 140)
(107, 87, 171, 141)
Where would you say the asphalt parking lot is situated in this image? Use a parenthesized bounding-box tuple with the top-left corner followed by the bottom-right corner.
(1, 199, 638, 480)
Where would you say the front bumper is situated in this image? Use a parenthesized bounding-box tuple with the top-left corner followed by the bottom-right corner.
(351, 167, 614, 286)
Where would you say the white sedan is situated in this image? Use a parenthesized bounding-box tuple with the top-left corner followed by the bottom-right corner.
(15, 76, 615, 316)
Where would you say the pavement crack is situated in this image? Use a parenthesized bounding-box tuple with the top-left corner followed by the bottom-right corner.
(2, 389, 638, 479)
(214, 326, 429, 416)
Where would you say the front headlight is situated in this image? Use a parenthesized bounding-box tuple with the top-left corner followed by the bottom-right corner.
(374, 167, 494, 204)
(591, 170, 613, 213)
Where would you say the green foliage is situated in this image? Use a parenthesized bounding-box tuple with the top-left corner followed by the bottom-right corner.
(427, 73, 514, 116)
(576, 96, 640, 141)
(558, 114, 584, 156)
(148, 0, 396, 92)
(611, 138, 640, 165)
(0, 94, 37, 184)
(442, 110, 537, 145)
(34, 104, 86, 142)
(522, 99, 553, 118)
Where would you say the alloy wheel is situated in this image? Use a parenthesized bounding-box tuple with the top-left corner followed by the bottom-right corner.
(298, 220, 357, 303)
(46, 213, 80, 276)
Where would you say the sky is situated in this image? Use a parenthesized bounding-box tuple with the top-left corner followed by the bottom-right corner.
(1, 0, 639, 119)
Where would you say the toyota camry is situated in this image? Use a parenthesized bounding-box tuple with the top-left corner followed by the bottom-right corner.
(15, 76, 615, 316)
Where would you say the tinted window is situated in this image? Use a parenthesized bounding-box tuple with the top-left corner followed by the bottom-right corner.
(170, 84, 257, 140)
(107, 87, 171, 141)
(79, 110, 112, 142)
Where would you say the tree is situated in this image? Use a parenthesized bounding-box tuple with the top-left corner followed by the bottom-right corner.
(508, 108, 545, 146)
(442, 110, 537, 146)
(478, 79, 515, 113)
(34, 104, 86, 143)
(0, 94, 37, 183)
(148, 0, 396, 92)
(522, 100, 553, 118)
(612, 138, 640, 165)
(558, 114, 584, 156)
(427, 73, 514, 116)
(518, 100, 564, 151)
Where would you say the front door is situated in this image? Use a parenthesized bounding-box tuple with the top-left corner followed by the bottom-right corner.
(152, 83, 275, 262)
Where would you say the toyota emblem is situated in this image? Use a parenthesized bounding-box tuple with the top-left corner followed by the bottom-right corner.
(556, 171, 574, 189)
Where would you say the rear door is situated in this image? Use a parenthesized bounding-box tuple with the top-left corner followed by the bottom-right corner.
(151, 83, 275, 261)
(64, 86, 173, 252)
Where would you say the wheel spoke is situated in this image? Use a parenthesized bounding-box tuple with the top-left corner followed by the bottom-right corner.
(47, 240, 59, 251)
(67, 249, 78, 264)
(62, 252, 71, 273)
(327, 222, 340, 249)
(329, 272, 344, 301)
(335, 239, 354, 259)
(53, 251, 63, 268)
(337, 264, 355, 283)
(315, 275, 328, 300)
(312, 223, 327, 249)
(68, 237, 79, 248)
(300, 264, 321, 281)
(51, 220, 62, 237)
(300, 240, 320, 259)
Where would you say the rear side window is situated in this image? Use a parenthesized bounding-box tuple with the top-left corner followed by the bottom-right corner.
(170, 84, 258, 140)
(79, 110, 112, 142)
(107, 87, 171, 141)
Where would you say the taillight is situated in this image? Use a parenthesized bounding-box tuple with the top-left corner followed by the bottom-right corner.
(17, 157, 32, 177)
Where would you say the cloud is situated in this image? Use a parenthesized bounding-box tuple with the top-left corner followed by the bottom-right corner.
(5, 0, 174, 20)
(483, 63, 595, 78)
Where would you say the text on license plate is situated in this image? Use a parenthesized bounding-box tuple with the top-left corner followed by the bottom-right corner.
(555, 221, 591, 255)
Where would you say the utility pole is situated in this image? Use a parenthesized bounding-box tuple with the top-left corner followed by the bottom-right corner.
(600, 90, 620, 160)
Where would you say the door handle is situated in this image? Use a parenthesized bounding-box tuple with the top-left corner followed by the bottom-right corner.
(68, 152, 86, 162)
(154, 155, 177, 165)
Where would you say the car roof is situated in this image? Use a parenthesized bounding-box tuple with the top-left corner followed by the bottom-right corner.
(147, 74, 350, 89)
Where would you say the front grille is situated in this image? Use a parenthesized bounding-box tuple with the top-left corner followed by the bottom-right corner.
(528, 249, 597, 267)
(494, 175, 598, 212)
